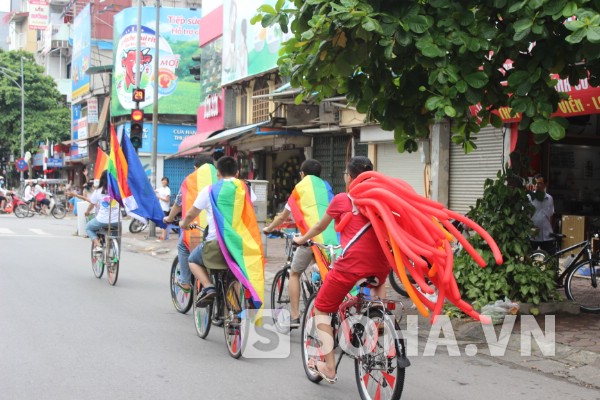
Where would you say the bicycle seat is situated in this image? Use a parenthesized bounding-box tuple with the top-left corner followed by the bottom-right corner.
(550, 233, 566, 239)
(356, 276, 379, 288)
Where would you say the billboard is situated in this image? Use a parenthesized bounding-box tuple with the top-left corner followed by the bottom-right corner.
(71, 4, 91, 99)
(28, 0, 49, 30)
(111, 7, 203, 117)
(122, 123, 197, 154)
(221, 0, 291, 85)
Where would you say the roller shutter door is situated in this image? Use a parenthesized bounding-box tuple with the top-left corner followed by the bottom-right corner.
(449, 126, 505, 214)
(164, 158, 196, 205)
(376, 143, 425, 195)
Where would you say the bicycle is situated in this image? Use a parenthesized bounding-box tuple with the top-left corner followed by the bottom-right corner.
(301, 241, 409, 400)
(269, 229, 325, 332)
(528, 232, 600, 313)
(193, 267, 254, 358)
(91, 226, 121, 286)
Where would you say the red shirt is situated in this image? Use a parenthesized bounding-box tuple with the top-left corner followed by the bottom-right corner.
(326, 193, 390, 275)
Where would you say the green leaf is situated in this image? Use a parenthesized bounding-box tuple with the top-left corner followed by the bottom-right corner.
(491, 113, 503, 128)
(587, 26, 600, 43)
(513, 19, 533, 34)
(420, 43, 445, 58)
(455, 80, 468, 93)
(548, 120, 566, 140)
(262, 13, 276, 27)
(362, 17, 382, 33)
(564, 20, 585, 31)
(508, 0, 526, 13)
(566, 28, 587, 44)
(507, 70, 529, 86)
(464, 71, 489, 89)
(444, 105, 457, 117)
(562, 2, 577, 17)
(425, 96, 444, 110)
(275, 0, 285, 11)
(406, 15, 433, 33)
(530, 119, 549, 134)
(257, 4, 277, 15)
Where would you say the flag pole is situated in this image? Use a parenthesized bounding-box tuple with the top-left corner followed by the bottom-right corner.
(148, 0, 160, 238)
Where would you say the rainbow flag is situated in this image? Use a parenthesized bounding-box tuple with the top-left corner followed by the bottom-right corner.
(94, 147, 109, 181)
(210, 179, 265, 308)
(107, 125, 166, 227)
(287, 175, 339, 278)
(180, 163, 217, 250)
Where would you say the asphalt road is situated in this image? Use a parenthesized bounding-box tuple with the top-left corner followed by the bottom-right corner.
(1, 215, 598, 400)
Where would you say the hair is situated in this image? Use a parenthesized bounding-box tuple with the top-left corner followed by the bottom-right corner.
(194, 154, 213, 168)
(98, 170, 108, 194)
(216, 156, 238, 177)
(161, 177, 169, 185)
(534, 173, 546, 183)
(346, 156, 373, 179)
(300, 159, 321, 177)
(212, 149, 225, 161)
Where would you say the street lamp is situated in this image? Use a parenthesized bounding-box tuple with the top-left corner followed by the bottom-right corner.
(0, 58, 25, 181)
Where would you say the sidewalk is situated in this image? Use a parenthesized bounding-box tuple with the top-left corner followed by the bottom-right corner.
(119, 228, 600, 389)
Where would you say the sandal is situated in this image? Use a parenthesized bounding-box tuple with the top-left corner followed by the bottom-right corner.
(307, 359, 337, 384)
(175, 281, 192, 293)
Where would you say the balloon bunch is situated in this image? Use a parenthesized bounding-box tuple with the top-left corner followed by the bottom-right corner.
(345, 171, 503, 323)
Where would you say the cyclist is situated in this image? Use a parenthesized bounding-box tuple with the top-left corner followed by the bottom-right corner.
(263, 159, 337, 328)
(293, 156, 391, 384)
(84, 170, 121, 252)
(180, 156, 258, 305)
(164, 155, 216, 293)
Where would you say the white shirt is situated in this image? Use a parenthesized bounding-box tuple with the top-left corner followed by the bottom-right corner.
(33, 184, 48, 198)
(157, 185, 171, 212)
(192, 178, 256, 241)
(23, 185, 33, 201)
(89, 189, 121, 224)
(528, 192, 554, 241)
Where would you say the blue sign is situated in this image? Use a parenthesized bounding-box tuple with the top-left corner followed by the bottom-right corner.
(122, 123, 196, 154)
(72, 4, 91, 99)
(47, 158, 64, 168)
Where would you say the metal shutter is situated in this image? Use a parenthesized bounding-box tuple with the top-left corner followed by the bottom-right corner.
(164, 158, 196, 205)
(313, 134, 353, 194)
(376, 143, 425, 196)
(449, 126, 505, 214)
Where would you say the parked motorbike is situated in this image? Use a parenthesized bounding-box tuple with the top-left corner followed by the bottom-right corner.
(129, 217, 148, 233)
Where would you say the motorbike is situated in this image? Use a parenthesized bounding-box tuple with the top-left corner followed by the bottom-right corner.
(14, 192, 67, 219)
(129, 217, 148, 233)
(4, 191, 28, 215)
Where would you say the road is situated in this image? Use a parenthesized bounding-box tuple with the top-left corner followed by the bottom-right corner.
(1, 215, 598, 399)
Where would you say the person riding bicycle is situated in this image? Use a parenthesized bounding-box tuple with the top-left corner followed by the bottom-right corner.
(164, 155, 217, 293)
(293, 156, 391, 384)
(528, 174, 555, 254)
(179, 156, 258, 306)
(263, 159, 338, 328)
(84, 170, 121, 252)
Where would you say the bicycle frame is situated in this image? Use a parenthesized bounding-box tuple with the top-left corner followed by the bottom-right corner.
(536, 239, 593, 286)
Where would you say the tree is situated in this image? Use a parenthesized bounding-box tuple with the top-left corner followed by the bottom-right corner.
(0, 50, 70, 158)
(254, 0, 600, 152)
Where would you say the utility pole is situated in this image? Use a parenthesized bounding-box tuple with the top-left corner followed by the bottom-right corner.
(20, 58, 24, 182)
(149, 0, 160, 238)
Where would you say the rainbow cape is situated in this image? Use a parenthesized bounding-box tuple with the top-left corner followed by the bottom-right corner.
(94, 147, 109, 181)
(180, 163, 217, 250)
(287, 175, 339, 278)
(107, 125, 166, 227)
(209, 179, 265, 308)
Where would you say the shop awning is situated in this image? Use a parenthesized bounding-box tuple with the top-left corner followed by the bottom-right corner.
(252, 83, 302, 100)
(201, 121, 269, 147)
(166, 129, 225, 159)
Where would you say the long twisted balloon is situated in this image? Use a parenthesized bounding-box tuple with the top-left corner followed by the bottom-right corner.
(347, 171, 503, 323)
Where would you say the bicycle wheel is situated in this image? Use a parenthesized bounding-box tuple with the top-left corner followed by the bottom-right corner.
(565, 260, 600, 313)
(388, 271, 408, 297)
(170, 256, 193, 314)
(51, 204, 67, 219)
(129, 219, 147, 233)
(91, 241, 104, 279)
(14, 204, 29, 218)
(354, 308, 406, 400)
(193, 280, 213, 339)
(271, 268, 291, 333)
(301, 294, 324, 383)
(223, 276, 249, 359)
(106, 238, 120, 286)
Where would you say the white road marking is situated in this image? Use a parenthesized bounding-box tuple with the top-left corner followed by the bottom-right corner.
(28, 228, 50, 235)
(0, 228, 15, 234)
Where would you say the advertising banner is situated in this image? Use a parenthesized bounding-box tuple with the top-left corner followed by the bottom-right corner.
(28, 0, 49, 30)
(72, 4, 91, 100)
(198, 37, 224, 133)
(111, 7, 203, 117)
(87, 97, 98, 123)
(221, 0, 291, 85)
(122, 123, 197, 154)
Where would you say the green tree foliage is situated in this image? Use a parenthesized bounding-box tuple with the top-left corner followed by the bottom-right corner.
(0, 50, 70, 157)
(254, 0, 600, 152)
(453, 167, 558, 311)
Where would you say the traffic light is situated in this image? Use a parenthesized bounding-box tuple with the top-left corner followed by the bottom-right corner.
(130, 109, 144, 149)
(189, 54, 201, 81)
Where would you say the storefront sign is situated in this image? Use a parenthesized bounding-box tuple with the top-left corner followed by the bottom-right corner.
(470, 77, 600, 123)
(87, 97, 98, 123)
(122, 122, 196, 154)
(28, 0, 49, 30)
(203, 93, 220, 118)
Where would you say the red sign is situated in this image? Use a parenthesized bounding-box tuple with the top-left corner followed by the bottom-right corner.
(470, 77, 600, 122)
(15, 158, 28, 172)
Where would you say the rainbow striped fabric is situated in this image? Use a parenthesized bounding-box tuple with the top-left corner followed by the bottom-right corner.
(287, 175, 339, 277)
(180, 163, 217, 250)
(94, 147, 108, 181)
(209, 179, 265, 308)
